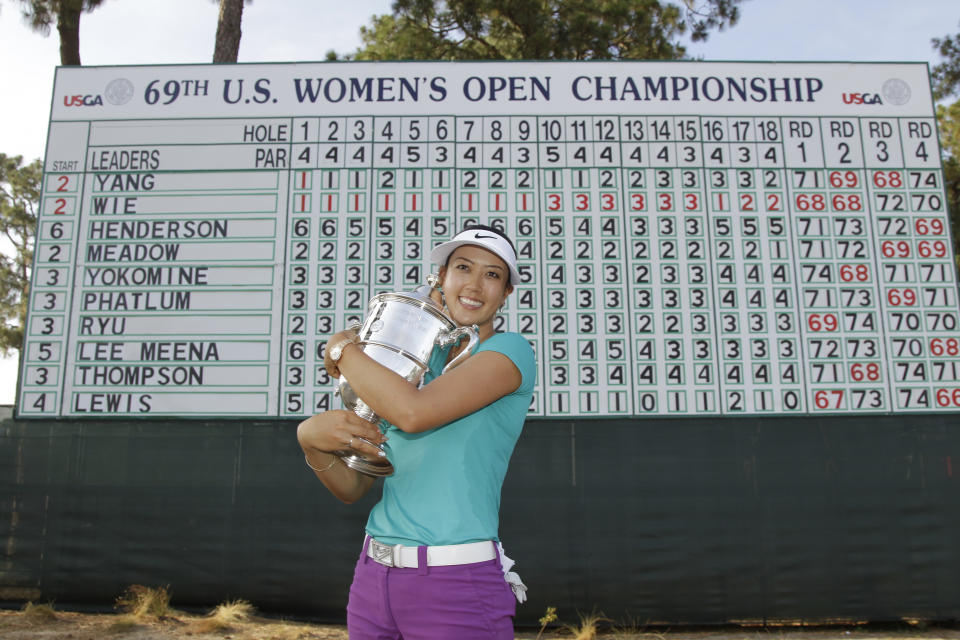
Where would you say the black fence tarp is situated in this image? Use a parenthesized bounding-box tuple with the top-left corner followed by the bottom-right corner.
(1, 414, 959, 625)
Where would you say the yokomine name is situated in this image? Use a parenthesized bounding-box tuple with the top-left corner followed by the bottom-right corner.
(84, 266, 208, 286)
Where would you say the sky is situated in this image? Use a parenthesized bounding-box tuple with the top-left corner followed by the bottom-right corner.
(0, 0, 957, 405)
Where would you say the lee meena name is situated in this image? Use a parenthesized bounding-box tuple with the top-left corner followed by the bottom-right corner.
(78, 341, 220, 361)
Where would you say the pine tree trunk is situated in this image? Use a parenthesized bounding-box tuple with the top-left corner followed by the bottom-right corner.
(213, 0, 245, 63)
(57, 1, 83, 65)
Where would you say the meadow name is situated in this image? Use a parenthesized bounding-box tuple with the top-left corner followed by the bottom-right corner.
(86, 243, 181, 262)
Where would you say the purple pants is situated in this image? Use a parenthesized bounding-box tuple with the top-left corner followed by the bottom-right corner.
(346, 538, 516, 639)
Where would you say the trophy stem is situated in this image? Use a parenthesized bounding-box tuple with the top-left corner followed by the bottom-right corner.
(335, 400, 393, 477)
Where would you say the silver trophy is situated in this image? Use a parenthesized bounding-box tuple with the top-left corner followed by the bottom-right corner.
(334, 276, 479, 477)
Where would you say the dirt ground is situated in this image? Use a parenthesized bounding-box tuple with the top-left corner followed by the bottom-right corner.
(3, 606, 960, 640)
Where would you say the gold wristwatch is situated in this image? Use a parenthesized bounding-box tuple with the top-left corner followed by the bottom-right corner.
(328, 333, 357, 364)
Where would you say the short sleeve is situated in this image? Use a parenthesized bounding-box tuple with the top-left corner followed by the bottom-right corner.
(477, 332, 537, 393)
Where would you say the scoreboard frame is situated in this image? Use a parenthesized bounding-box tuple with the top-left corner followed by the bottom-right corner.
(16, 60, 960, 418)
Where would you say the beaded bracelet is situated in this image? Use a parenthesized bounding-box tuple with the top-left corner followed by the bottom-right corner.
(304, 453, 340, 473)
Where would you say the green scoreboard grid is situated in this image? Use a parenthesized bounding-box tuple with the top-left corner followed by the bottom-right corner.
(17, 61, 960, 417)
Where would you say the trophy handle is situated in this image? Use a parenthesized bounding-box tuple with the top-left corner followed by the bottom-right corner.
(438, 324, 479, 374)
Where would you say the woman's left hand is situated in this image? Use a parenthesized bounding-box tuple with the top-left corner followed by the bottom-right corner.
(298, 409, 387, 458)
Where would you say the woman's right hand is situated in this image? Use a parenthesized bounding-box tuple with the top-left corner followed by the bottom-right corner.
(297, 409, 387, 460)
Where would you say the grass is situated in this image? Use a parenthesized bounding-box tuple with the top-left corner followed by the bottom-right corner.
(114, 584, 174, 620)
(189, 599, 256, 633)
(564, 609, 612, 640)
(20, 601, 57, 624)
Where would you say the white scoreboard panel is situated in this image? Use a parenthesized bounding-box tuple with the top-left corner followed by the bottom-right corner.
(18, 61, 960, 418)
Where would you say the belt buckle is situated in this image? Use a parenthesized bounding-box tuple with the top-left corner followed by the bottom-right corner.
(370, 538, 396, 567)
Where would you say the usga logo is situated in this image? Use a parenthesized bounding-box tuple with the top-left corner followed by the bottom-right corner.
(62, 78, 134, 107)
(63, 93, 103, 107)
(842, 92, 882, 105)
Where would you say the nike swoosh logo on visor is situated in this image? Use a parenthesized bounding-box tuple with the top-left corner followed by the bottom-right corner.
(473, 233, 496, 239)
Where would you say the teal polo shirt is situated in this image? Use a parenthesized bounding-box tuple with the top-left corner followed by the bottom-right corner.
(365, 332, 536, 546)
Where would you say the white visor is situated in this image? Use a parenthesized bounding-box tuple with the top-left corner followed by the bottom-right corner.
(430, 228, 520, 286)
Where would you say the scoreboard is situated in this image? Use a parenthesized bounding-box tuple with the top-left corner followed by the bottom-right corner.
(17, 61, 960, 418)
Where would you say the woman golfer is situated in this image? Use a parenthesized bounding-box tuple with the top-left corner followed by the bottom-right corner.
(297, 224, 536, 639)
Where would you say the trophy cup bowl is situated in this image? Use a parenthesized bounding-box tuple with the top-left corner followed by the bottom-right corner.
(334, 281, 478, 477)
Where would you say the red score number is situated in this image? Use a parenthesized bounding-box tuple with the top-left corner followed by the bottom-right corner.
(915, 218, 945, 235)
(839, 264, 870, 282)
(872, 170, 902, 188)
(881, 240, 911, 258)
(917, 240, 949, 258)
(850, 362, 881, 382)
(930, 338, 960, 357)
(807, 313, 838, 332)
(814, 389, 844, 410)
(831, 194, 862, 211)
(886, 288, 917, 306)
(829, 170, 859, 188)
(935, 389, 960, 407)
(766, 193, 782, 211)
(795, 193, 826, 211)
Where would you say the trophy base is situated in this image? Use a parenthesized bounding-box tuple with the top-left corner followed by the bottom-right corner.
(340, 452, 394, 477)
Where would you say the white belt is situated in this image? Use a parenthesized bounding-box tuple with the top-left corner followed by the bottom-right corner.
(366, 537, 496, 568)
